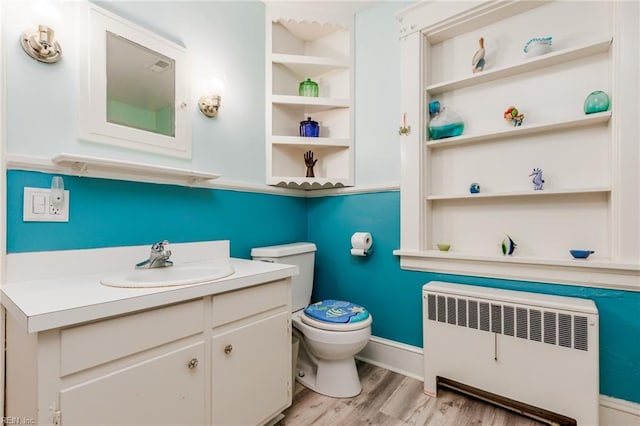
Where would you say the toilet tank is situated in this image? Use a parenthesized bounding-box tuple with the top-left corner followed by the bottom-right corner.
(251, 242, 316, 312)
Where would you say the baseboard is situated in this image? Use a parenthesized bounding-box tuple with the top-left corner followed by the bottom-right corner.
(355, 336, 424, 381)
(357, 336, 640, 426)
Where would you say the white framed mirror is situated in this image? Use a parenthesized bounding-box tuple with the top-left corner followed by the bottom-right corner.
(79, 4, 191, 158)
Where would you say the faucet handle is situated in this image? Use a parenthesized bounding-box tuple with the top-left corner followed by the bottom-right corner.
(151, 240, 170, 252)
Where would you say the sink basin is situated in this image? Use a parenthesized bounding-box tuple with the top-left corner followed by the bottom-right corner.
(100, 260, 234, 288)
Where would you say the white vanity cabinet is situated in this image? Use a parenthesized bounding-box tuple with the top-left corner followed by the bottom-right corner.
(395, 1, 640, 289)
(5, 279, 292, 426)
(211, 280, 291, 425)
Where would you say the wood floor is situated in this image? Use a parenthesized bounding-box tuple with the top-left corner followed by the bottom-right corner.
(278, 361, 545, 426)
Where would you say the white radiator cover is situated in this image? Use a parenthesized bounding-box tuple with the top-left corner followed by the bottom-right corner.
(423, 281, 599, 425)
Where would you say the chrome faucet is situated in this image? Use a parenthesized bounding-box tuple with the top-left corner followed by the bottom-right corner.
(136, 240, 174, 269)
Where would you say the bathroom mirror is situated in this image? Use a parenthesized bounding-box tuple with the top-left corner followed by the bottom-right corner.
(79, 4, 191, 158)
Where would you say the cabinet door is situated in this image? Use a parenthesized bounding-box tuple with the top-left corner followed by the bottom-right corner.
(212, 311, 290, 426)
(60, 342, 206, 426)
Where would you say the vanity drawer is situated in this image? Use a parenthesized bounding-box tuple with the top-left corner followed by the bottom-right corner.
(211, 280, 289, 328)
(60, 299, 204, 376)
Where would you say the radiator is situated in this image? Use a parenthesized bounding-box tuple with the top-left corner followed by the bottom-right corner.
(423, 281, 599, 425)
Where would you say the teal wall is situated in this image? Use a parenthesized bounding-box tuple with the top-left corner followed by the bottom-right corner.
(307, 191, 640, 404)
(7, 177, 640, 405)
(7, 171, 306, 258)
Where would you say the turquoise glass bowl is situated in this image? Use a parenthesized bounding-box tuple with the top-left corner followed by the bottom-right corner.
(570, 250, 594, 259)
(584, 91, 610, 114)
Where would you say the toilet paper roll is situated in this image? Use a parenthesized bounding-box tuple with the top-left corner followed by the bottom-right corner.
(351, 232, 372, 256)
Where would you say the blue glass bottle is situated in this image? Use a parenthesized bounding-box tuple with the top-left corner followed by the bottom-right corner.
(428, 101, 464, 140)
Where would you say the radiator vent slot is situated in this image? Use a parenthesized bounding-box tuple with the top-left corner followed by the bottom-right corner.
(529, 310, 542, 342)
(427, 294, 436, 321)
(503, 305, 515, 337)
(479, 302, 490, 331)
(447, 297, 456, 325)
(559, 314, 572, 348)
(469, 300, 478, 329)
(437, 295, 446, 323)
(516, 307, 528, 339)
(574, 316, 589, 351)
(457, 298, 467, 327)
(544, 311, 557, 345)
(425, 292, 592, 352)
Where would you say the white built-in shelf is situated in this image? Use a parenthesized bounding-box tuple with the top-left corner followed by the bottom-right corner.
(426, 37, 613, 95)
(271, 95, 350, 112)
(427, 187, 611, 201)
(271, 136, 350, 148)
(51, 154, 220, 187)
(426, 111, 612, 148)
(395, 250, 640, 272)
(272, 53, 349, 77)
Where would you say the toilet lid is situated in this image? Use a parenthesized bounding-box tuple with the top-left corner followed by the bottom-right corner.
(303, 300, 370, 325)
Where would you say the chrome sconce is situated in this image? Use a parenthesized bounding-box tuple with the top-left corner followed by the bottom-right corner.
(21, 25, 62, 63)
(199, 78, 225, 118)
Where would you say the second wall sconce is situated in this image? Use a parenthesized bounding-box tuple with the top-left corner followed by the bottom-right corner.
(21, 25, 62, 64)
(199, 77, 225, 118)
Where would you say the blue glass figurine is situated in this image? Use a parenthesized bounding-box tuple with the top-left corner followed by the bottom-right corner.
(501, 235, 517, 256)
(470, 183, 480, 193)
(530, 168, 544, 190)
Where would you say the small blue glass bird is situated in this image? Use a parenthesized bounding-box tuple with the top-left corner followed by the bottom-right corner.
(501, 235, 517, 256)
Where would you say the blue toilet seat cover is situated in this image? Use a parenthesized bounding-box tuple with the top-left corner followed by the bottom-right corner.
(303, 300, 370, 324)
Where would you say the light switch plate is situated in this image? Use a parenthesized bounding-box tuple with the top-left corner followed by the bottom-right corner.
(23, 187, 69, 222)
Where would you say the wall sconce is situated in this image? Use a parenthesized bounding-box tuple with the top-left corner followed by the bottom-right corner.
(199, 78, 225, 118)
(21, 25, 62, 63)
(21, 0, 63, 64)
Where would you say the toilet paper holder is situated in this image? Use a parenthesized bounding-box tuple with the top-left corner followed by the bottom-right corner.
(351, 232, 373, 256)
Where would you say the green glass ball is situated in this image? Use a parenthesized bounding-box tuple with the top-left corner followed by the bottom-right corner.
(584, 90, 610, 114)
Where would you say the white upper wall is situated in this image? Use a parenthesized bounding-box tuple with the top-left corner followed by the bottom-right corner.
(4, 0, 406, 187)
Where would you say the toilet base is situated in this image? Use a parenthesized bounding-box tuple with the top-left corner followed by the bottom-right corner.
(295, 339, 362, 398)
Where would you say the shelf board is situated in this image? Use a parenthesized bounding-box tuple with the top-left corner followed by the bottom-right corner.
(426, 37, 613, 95)
(394, 249, 640, 290)
(398, 250, 640, 272)
(426, 111, 612, 149)
(272, 53, 349, 77)
(51, 153, 220, 187)
(272, 95, 350, 112)
(427, 187, 611, 201)
(271, 136, 351, 148)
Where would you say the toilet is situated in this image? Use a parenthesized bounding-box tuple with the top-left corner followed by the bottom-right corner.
(251, 242, 372, 398)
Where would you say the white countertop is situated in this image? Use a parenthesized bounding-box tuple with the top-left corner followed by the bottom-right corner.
(1, 241, 298, 333)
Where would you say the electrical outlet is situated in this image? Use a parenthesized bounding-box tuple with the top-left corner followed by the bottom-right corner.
(23, 187, 69, 222)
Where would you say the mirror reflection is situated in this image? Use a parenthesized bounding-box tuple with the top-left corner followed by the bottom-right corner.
(106, 31, 175, 137)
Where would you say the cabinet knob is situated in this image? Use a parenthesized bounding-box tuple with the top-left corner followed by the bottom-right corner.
(224, 344, 233, 355)
(187, 358, 198, 369)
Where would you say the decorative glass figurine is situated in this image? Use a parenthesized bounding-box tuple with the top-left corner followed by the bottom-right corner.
(428, 101, 464, 140)
(504, 106, 524, 126)
(471, 37, 485, 73)
(299, 78, 318, 97)
(501, 235, 517, 256)
(299, 117, 319, 137)
(584, 90, 610, 114)
(530, 168, 544, 190)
